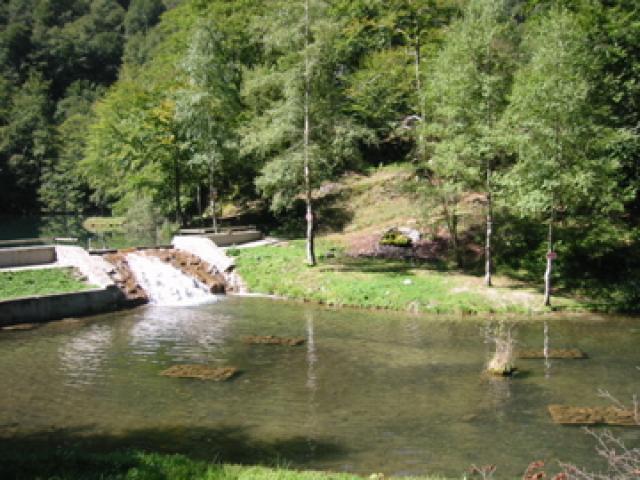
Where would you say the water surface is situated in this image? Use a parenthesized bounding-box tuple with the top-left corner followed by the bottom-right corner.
(1, 298, 639, 477)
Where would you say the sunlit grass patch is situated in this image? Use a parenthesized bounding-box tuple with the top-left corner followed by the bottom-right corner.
(234, 240, 580, 314)
(0, 267, 95, 301)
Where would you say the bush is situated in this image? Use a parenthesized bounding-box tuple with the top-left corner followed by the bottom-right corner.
(379, 229, 412, 247)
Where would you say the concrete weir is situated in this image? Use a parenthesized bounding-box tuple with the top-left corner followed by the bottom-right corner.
(0, 237, 245, 326)
(171, 235, 247, 293)
(0, 245, 126, 326)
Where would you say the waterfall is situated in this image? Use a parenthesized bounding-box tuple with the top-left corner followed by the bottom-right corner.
(126, 252, 216, 306)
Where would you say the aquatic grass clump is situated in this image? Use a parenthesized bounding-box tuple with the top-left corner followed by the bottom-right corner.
(484, 322, 517, 376)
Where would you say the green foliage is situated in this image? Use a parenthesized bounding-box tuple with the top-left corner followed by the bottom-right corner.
(498, 6, 631, 221)
(2, 0, 640, 304)
(123, 195, 164, 245)
(380, 229, 412, 247)
(174, 22, 242, 207)
(243, 0, 373, 213)
(124, 0, 165, 37)
(345, 48, 413, 136)
(0, 448, 448, 480)
(424, 0, 516, 197)
(0, 72, 53, 213)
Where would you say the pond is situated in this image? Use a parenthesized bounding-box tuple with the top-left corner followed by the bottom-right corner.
(0, 215, 168, 250)
(0, 297, 639, 478)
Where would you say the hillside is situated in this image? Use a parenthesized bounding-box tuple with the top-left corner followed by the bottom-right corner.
(234, 163, 584, 314)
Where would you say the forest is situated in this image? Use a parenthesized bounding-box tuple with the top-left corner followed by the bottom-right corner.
(2, 0, 640, 308)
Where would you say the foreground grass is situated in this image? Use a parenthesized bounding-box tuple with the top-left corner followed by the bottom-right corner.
(0, 267, 94, 301)
(233, 241, 581, 314)
(0, 450, 446, 480)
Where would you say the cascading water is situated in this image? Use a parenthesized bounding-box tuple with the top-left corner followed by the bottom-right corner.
(126, 253, 216, 306)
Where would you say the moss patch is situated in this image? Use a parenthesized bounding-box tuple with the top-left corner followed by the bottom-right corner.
(243, 335, 306, 346)
(160, 365, 238, 381)
(548, 405, 639, 426)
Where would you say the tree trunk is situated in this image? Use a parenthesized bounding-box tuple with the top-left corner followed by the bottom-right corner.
(174, 157, 182, 226)
(303, 0, 316, 267)
(414, 33, 425, 163)
(442, 197, 461, 268)
(543, 219, 554, 307)
(196, 185, 202, 216)
(484, 162, 493, 287)
(209, 170, 218, 234)
(451, 211, 461, 268)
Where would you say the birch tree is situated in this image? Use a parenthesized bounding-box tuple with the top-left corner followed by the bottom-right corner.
(242, 0, 368, 266)
(499, 7, 630, 306)
(424, 0, 516, 280)
(175, 23, 241, 232)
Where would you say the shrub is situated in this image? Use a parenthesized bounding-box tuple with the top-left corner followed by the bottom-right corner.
(379, 229, 412, 247)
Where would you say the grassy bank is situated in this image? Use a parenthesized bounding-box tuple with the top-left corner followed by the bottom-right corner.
(0, 267, 95, 301)
(0, 450, 445, 480)
(232, 241, 581, 314)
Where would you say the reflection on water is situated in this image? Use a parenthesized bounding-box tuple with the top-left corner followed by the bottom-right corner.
(0, 298, 638, 478)
(544, 322, 552, 378)
(59, 324, 113, 387)
(128, 306, 232, 363)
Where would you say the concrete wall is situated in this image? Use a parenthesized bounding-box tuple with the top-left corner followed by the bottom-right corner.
(55, 245, 115, 288)
(172, 235, 235, 272)
(0, 286, 125, 326)
(205, 230, 262, 247)
(172, 235, 247, 293)
(0, 246, 56, 268)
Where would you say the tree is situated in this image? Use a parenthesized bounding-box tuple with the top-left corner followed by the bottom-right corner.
(332, 0, 454, 154)
(424, 0, 516, 281)
(498, 6, 631, 306)
(175, 23, 241, 231)
(39, 81, 104, 214)
(82, 79, 184, 219)
(242, 0, 369, 266)
(124, 0, 165, 37)
(0, 72, 53, 213)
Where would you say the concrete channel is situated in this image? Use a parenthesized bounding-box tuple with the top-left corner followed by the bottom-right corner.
(0, 237, 245, 326)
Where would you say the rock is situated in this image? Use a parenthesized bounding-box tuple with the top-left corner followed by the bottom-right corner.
(485, 364, 518, 376)
(160, 365, 238, 381)
(243, 335, 306, 346)
(397, 227, 421, 243)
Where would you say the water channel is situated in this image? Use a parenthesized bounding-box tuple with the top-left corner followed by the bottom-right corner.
(1, 298, 639, 477)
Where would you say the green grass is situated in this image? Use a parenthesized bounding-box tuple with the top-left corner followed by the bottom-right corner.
(234, 240, 581, 314)
(0, 267, 95, 301)
(0, 450, 447, 480)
